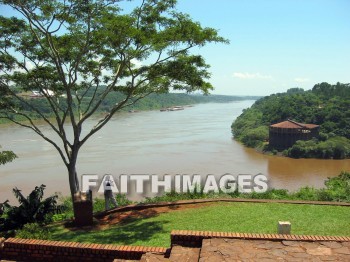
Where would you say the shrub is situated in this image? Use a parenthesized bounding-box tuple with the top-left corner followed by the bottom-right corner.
(324, 171, 350, 202)
(0, 185, 57, 231)
(292, 187, 319, 201)
(16, 223, 51, 239)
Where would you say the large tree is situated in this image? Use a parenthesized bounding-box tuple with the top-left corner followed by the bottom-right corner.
(0, 0, 227, 218)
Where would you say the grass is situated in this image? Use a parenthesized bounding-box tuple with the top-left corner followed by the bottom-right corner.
(48, 202, 350, 247)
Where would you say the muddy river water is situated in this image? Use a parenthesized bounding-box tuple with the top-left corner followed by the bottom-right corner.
(1, 100, 349, 202)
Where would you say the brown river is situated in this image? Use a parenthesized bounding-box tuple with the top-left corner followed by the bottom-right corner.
(1, 100, 349, 202)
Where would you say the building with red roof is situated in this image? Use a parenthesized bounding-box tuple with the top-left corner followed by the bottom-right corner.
(269, 119, 320, 149)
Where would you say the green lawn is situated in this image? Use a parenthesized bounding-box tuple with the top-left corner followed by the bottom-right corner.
(48, 202, 350, 247)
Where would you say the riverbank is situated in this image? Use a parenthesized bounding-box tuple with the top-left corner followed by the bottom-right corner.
(231, 83, 350, 160)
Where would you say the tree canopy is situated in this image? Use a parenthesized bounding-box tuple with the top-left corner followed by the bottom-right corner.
(0, 0, 227, 220)
(232, 82, 350, 159)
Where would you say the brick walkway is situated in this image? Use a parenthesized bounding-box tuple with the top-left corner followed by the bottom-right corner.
(199, 238, 350, 261)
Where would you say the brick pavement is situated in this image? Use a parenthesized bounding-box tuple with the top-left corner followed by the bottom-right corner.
(199, 238, 350, 262)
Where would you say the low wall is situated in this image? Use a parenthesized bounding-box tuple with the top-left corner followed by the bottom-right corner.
(1, 238, 166, 262)
(170, 230, 350, 247)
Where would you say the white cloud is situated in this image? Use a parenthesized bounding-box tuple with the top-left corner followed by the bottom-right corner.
(294, 77, 310, 83)
(232, 72, 273, 80)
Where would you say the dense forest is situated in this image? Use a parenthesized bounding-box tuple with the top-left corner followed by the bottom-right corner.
(232, 82, 350, 159)
(1, 89, 259, 124)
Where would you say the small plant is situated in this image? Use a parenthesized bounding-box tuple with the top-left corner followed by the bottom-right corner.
(93, 194, 134, 212)
(16, 223, 51, 239)
(115, 194, 133, 206)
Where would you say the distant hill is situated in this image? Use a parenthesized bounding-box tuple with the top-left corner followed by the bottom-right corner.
(127, 93, 261, 111)
(231, 82, 350, 159)
(0, 92, 260, 124)
(75, 92, 261, 112)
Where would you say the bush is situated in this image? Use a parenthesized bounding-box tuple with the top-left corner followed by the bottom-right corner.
(324, 171, 350, 202)
(51, 194, 74, 222)
(0, 185, 57, 231)
(240, 189, 290, 200)
(16, 223, 51, 239)
(292, 187, 320, 201)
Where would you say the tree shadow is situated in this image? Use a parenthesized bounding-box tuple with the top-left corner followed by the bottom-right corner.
(48, 203, 214, 246)
(97, 204, 187, 226)
(49, 219, 170, 246)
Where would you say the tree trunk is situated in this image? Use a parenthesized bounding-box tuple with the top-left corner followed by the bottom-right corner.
(68, 164, 79, 197)
(67, 147, 84, 223)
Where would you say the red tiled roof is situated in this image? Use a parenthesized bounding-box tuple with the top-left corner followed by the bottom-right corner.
(270, 120, 319, 129)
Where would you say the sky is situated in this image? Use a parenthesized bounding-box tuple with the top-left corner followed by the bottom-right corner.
(0, 0, 349, 96)
(175, 0, 350, 95)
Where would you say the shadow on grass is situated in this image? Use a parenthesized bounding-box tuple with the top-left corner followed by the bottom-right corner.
(49, 219, 170, 246)
(97, 204, 187, 226)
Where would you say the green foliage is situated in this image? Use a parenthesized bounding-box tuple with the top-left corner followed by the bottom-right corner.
(51, 195, 74, 222)
(231, 108, 264, 138)
(240, 126, 269, 147)
(323, 171, 350, 202)
(286, 87, 305, 94)
(0, 145, 17, 165)
(16, 223, 51, 240)
(93, 194, 133, 213)
(141, 190, 224, 204)
(232, 189, 290, 200)
(286, 136, 350, 159)
(232, 82, 350, 158)
(292, 187, 321, 201)
(0, 185, 57, 231)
